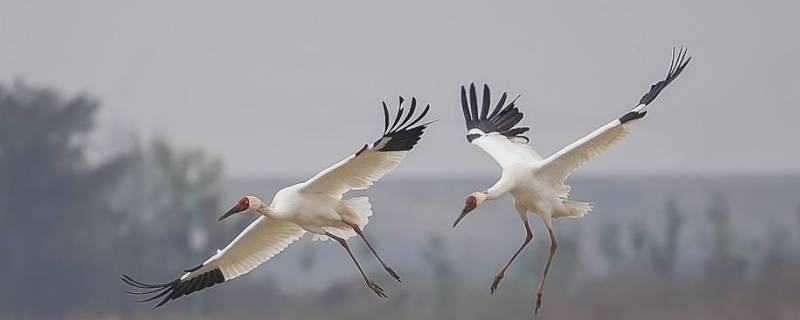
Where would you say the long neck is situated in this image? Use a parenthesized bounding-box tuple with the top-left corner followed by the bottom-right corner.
(256, 206, 274, 218)
(487, 175, 514, 200)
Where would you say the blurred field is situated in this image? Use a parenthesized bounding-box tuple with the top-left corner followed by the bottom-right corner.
(5, 173, 800, 319)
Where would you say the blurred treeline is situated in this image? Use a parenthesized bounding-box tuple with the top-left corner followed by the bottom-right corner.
(0, 81, 228, 317)
(2, 81, 799, 319)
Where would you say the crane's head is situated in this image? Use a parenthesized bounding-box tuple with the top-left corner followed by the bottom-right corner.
(453, 191, 488, 227)
(218, 195, 264, 221)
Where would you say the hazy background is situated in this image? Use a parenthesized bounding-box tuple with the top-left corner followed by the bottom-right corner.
(1, 0, 799, 319)
(2, 0, 799, 177)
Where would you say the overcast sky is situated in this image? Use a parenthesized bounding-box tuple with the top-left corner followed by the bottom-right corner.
(1, 0, 797, 178)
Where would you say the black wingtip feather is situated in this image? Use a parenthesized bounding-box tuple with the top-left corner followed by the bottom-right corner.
(460, 84, 529, 143)
(481, 84, 490, 119)
(355, 144, 368, 156)
(401, 104, 430, 130)
(460, 86, 471, 128)
(489, 91, 507, 119)
(469, 83, 479, 122)
(390, 103, 404, 132)
(382, 101, 390, 134)
(399, 97, 416, 128)
(619, 110, 647, 124)
(638, 47, 691, 105)
(122, 268, 225, 308)
(373, 97, 433, 152)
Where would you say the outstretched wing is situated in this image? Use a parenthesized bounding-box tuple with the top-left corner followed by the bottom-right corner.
(122, 217, 305, 308)
(460, 83, 542, 168)
(299, 97, 433, 197)
(538, 47, 691, 183)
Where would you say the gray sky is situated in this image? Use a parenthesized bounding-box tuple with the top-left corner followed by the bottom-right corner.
(1, 0, 797, 178)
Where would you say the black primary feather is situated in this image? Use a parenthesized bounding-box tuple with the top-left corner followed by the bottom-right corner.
(619, 110, 648, 124)
(619, 47, 691, 124)
(460, 83, 529, 143)
(399, 97, 416, 128)
(122, 268, 225, 308)
(638, 47, 691, 106)
(382, 101, 390, 134)
(374, 96, 433, 152)
(460, 86, 471, 128)
(469, 83, 479, 123)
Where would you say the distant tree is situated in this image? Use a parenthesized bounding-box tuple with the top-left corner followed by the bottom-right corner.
(795, 206, 800, 264)
(649, 197, 685, 276)
(421, 235, 456, 319)
(762, 224, 789, 275)
(599, 221, 623, 269)
(706, 192, 745, 281)
(629, 220, 647, 260)
(299, 243, 317, 273)
(0, 81, 132, 313)
(113, 138, 223, 283)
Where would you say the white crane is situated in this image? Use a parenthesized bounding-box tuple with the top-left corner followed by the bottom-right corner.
(452, 48, 691, 316)
(123, 97, 433, 308)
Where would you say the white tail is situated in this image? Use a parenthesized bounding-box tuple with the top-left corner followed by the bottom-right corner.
(557, 200, 593, 219)
(312, 197, 373, 241)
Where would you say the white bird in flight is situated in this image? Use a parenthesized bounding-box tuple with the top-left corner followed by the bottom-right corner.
(452, 48, 691, 316)
(123, 97, 433, 308)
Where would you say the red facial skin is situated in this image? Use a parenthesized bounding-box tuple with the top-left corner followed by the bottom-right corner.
(463, 195, 477, 214)
(219, 197, 251, 221)
(237, 197, 250, 212)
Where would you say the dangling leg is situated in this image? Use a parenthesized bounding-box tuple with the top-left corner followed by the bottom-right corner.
(491, 204, 533, 294)
(326, 232, 387, 298)
(343, 221, 401, 282)
(534, 217, 557, 316)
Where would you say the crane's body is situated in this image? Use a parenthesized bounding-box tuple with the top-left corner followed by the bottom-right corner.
(269, 184, 348, 228)
(262, 184, 373, 240)
(124, 97, 433, 308)
(453, 48, 691, 317)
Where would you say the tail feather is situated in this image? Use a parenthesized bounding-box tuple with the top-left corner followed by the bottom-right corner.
(341, 196, 373, 228)
(312, 197, 373, 241)
(557, 200, 592, 219)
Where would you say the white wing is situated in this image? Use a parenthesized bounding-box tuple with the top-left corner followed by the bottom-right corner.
(122, 217, 305, 308)
(538, 47, 691, 183)
(537, 118, 635, 183)
(470, 131, 542, 168)
(299, 97, 432, 197)
(460, 83, 542, 168)
(193, 217, 305, 280)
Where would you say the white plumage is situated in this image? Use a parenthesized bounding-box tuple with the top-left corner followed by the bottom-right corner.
(186, 217, 306, 281)
(123, 97, 432, 307)
(301, 146, 408, 196)
(453, 48, 691, 316)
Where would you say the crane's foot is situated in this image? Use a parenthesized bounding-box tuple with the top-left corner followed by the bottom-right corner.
(384, 267, 401, 283)
(367, 280, 388, 298)
(490, 273, 504, 294)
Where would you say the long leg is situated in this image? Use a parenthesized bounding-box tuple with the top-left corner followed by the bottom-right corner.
(343, 221, 401, 282)
(491, 204, 533, 294)
(326, 232, 387, 298)
(534, 222, 558, 316)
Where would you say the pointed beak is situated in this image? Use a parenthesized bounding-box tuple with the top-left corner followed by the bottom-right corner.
(218, 205, 243, 221)
(453, 204, 475, 228)
(452, 211, 468, 228)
